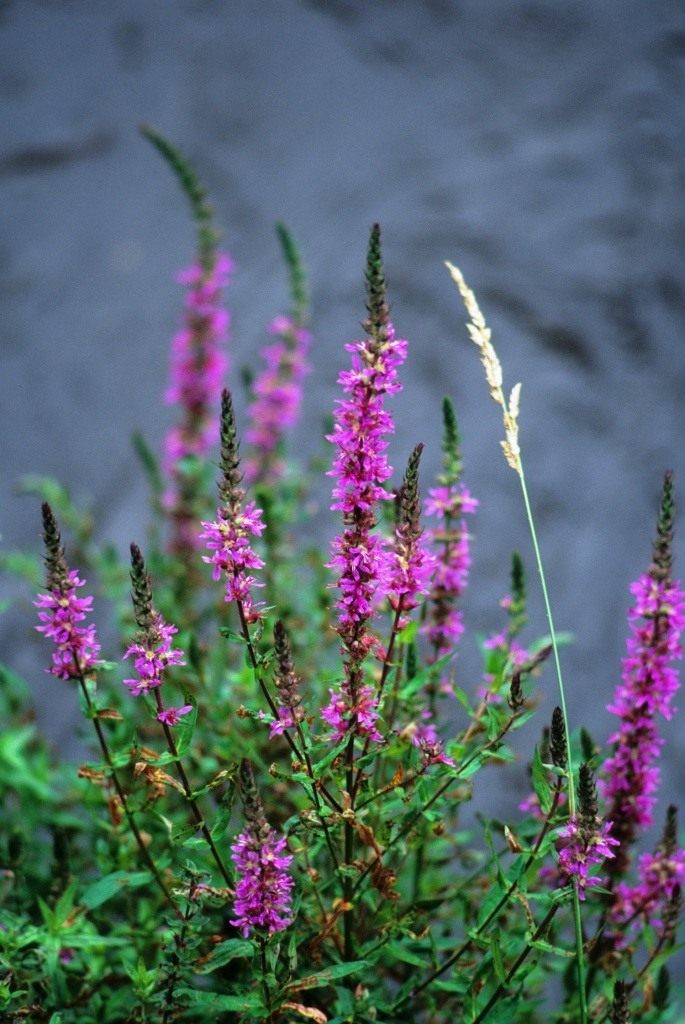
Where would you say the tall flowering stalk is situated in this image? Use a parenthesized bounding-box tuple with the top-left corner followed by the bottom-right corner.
(386, 443, 436, 622)
(128, 543, 231, 887)
(423, 397, 477, 678)
(142, 127, 232, 557)
(35, 506, 101, 682)
(200, 389, 266, 624)
(321, 224, 408, 744)
(125, 543, 190, 727)
(36, 504, 174, 905)
(600, 472, 685, 876)
(245, 224, 311, 485)
(231, 759, 294, 938)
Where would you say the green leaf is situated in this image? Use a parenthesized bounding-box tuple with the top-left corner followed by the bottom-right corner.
(311, 738, 348, 779)
(285, 961, 369, 992)
(174, 988, 265, 1014)
(531, 744, 553, 815)
(384, 940, 428, 968)
(175, 702, 197, 757)
(490, 929, 506, 982)
(81, 871, 151, 910)
(195, 939, 254, 973)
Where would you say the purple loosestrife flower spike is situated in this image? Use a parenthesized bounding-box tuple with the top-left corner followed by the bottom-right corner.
(245, 224, 312, 485)
(124, 544, 185, 702)
(35, 503, 101, 680)
(423, 397, 478, 682)
(230, 759, 294, 938)
(557, 763, 619, 900)
(270, 621, 304, 737)
(613, 805, 685, 935)
(600, 472, 685, 875)
(321, 225, 409, 742)
(550, 705, 567, 770)
(386, 444, 436, 621)
(142, 128, 233, 555)
(200, 390, 266, 622)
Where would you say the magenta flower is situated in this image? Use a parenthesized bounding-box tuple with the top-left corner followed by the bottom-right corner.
(230, 828, 294, 938)
(163, 251, 233, 552)
(614, 848, 685, 933)
(157, 704, 193, 727)
(557, 816, 620, 900)
(320, 685, 383, 743)
(202, 390, 266, 623)
(424, 484, 477, 659)
(232, 759, 294, 938)
(245, 315, 312, 484)
(409, 717, 456, 768)
(557, 762, 620, 900)
(35, 568, 101, 680)
(123, 613, 185, 697)
(600, 480, 684, 873)
(386, 444, 436, 622)
(322, 229, 408, 743)
(35, 504, 101, 680)
(201, 500, 266, 620)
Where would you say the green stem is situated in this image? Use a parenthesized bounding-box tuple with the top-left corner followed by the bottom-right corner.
(154, 691, 232, 888)
(517, 462, 587, 1023)
(76, 671, 175, 911)
(395, 783, 562, 1010)
(470, 902, 560, 1024)
(351, 712, 520, 900)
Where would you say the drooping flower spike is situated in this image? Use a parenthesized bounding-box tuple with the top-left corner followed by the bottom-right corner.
(35, 502, 101, 681)
(200, 389, 266, 623)
(230, 759, 294, 938)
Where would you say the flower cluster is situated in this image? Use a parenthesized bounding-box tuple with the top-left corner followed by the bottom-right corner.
(201, 502, 265, 612)
(600, 475, 685, 875)
(245, 315, 312, 484)
(557, 816, 619, 900)
(35, 568, 101, 681)
(557, 763, 619, 899)
(320, 685, 383, 743)
(614, 847, 685, 933)
(201, 390, 266, 622)
(423, 398, 478, 680)
(164, 252, 233, 470)
(231, 829, 294, 938)
(326, 318, 408, 634)
(35, 503, 101, 681)
(600, 573, 685, 832)
(231, 760, 294, 937)
(163, 251, 233, 554)
(123, 615, 185, 698)
(126, 544, 189, 726)
(408, 717, 455, 768)
(321, 226, 408, 742)
(386, 444, 436, 620)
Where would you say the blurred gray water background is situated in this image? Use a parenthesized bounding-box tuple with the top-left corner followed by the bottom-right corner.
(2, 0, 684, 832)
